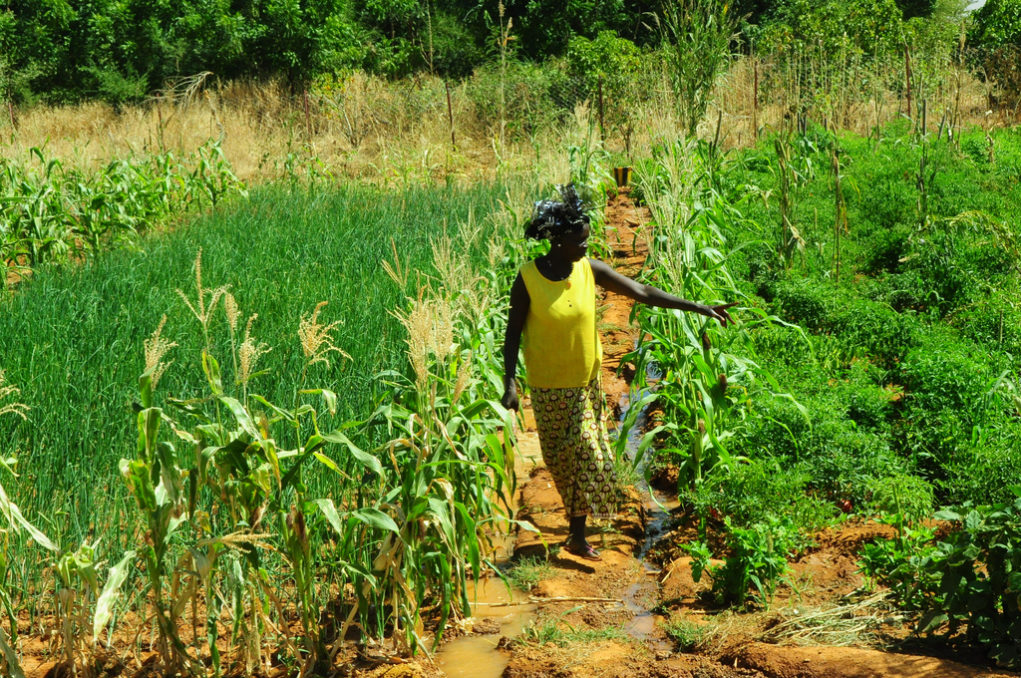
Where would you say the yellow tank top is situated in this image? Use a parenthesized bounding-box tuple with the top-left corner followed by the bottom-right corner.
(520, 258, 602, 388)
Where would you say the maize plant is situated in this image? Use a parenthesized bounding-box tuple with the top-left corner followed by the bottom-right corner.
(358, 290, 518, 652)
(0, 142, 246, 274)
(50, 542, 135, 677)
(123, 251, 430, 674)
(624, 143, 800, 507)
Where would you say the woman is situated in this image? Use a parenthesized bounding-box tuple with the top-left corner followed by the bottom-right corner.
(501, 186, 735, 561)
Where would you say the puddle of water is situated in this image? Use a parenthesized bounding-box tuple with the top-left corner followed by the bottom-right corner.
(436, 577, 536, 678)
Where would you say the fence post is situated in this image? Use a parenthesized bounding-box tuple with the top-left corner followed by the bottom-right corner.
(904, 44, 913, 124)
(303, 88, 312, 141)
(445, 80, 456, 150)
(753, 58, 759, 142)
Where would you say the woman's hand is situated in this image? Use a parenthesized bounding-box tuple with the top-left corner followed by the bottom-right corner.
(501, 383, 519, 411)
(702, 302, 739, 327)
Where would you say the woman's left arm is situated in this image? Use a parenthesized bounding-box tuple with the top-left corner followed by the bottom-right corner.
(589, 258, 736, 326)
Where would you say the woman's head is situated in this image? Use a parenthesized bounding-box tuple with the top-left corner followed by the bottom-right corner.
(524, 184, 590, 242)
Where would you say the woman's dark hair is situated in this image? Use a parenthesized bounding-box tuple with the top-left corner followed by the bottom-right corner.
(524, 184, 590, 240)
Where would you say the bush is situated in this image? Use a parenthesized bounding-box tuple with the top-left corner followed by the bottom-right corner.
(865, 472, 934, 521)
(894, 330, 1014, 483)
(794, 419, 907, 504)
(685, 456, 837, 533)
(689, 515, 801, 607)
(862, 496, 1021, 668)
(765, 277, 919, 367)
(941, 431, 1021, 505)
(898, 331, 1007, 416)
(860, 223, 912, 275)
(948, 289, 1021, 365)
(967, 0, 1021, 47)
(760, 0, 906, 56)
(738, 373, 907, 508)
(465, 59, 576, 139)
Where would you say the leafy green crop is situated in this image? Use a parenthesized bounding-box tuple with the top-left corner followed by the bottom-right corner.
(921, 498, 1021, 668)
(0, 141, 245, 284)
(866, 495, 1021, 668)
(689, 515, 801, 607)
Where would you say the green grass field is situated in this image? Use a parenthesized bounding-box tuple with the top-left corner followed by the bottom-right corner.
(0, 181, 518, 546)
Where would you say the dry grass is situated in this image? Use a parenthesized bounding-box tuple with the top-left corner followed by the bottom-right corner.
(758, 591, 897, 648)
(0, 57, 1008, 191)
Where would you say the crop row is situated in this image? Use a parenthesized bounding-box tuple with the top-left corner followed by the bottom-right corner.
(0, 142, 246, 289)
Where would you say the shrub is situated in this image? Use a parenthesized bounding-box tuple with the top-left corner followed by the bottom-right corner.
(689, 515, 801, 607)
(685, 456, 837, 533)
(760, 0, 906, 56)
(948, 289, 1021, 365)
(941, 431, 1021, 505)
(897, 210, 1020, 317)
(898, 332, 1007, 417)
(794, 420, 907, 504)
(738, 376, 907, 508)
(860, 223, 912, 275)
(765, 277, 919, 367)
(894, 330, 1014, 484)
(865, 472, 934, 521)
(967, 0, 1021, 47)
(920, 498, 1021, 668)
(465, 59, 576, 139)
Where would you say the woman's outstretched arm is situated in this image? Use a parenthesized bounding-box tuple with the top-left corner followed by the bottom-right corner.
(589, 258, 736, 326)
(501, 272, 530, 410)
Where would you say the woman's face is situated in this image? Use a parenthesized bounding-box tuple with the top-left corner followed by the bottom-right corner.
(554, 223, 590, 261)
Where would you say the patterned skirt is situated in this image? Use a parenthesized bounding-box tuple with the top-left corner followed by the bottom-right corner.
(531, 379, 620, 520)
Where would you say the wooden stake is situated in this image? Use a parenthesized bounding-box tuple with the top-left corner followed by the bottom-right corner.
(753, 58, 759, 141)
(904, 44, 913, 123)
(303, 88, 312, 141)
(598, 76, 605, 141)
(445, 80, 456, 149)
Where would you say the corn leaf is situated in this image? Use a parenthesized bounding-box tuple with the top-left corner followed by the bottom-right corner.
(219, 396, 259, 439)
(0, 481, 57, 551)
(323, 430, 383, 475)
(313, 498, 345, 537)
(93, 550, 135, 641)
(350, 508, 400, 534)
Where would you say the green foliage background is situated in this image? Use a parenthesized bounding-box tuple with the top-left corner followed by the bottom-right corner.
(0, 0, 1011, 105)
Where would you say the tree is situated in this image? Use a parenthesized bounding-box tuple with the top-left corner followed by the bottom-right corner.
(968, 0, 1021, 46)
